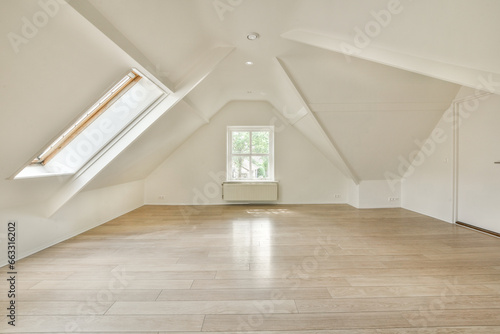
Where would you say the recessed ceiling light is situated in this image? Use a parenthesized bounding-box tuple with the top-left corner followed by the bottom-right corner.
(247, 32, 260, 40)
(245, 61, 254, 66)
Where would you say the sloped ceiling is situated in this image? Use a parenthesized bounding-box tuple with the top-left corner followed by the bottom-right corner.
(277, 47, 459, 179)
(79, 0, 466, 185)
(2, 0, 498, 209)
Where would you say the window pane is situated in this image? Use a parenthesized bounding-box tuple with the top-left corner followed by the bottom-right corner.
(232, 131, 250, 154)
(251, 131, 269, 154)
(46, 77, 163, 173)
(232, 156, 250, 180)
(252, 156, 269, 179)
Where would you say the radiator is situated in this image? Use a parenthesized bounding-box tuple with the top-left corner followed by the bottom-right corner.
(222, 182, 279, 201)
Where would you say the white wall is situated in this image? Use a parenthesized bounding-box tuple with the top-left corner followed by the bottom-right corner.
(145, 101, 349, 205)
(357, 180, 401, 209)
(347, 179, 401, 210)
(347, 180, 360, 208)
(0, 180, 144, 265)
(401, 105, 454, 222)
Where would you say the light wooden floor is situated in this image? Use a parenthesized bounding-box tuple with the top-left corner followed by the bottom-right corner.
(2, 204, 500, 333)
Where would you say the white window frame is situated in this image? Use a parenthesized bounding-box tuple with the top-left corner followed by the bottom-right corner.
(227, 126, 274, 181)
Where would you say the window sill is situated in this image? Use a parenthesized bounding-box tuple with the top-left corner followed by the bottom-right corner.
(12, 165, 74, 179)
(224, 180, 278, 183)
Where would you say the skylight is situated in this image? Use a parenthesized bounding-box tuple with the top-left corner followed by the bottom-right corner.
(14, 69, 166, 179)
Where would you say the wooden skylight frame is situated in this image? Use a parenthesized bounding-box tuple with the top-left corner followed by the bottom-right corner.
(31, 71, 142, 166)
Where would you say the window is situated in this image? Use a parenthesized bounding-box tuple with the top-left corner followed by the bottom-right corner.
(31, 71, 141, 166)
(14, 68, 166, 179)
(227, 126, 274, 181)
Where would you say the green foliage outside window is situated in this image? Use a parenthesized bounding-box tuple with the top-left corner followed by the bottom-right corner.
(231, 130, 270, 180)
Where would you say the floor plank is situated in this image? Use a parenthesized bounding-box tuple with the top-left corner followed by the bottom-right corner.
(327, 285, 497, 298)
(295, 295, 500, 313)
(376, 328, 500, 334)
(202, 312, 411, 331)
(30, 279, 193, 290)
(157, 288, 331, 301)
(17, 301, 113, 315)
(107, 300, 298, 315)
(0, 315, 203, 332)
(0, 289, 161, 302)
(191, 277, 350, 289)
(402, 309, 500, 326)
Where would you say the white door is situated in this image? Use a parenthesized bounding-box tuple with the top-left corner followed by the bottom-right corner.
(457, 94, 500, 233)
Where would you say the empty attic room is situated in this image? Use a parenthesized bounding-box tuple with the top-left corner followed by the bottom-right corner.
(2, 0, 500, 332)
